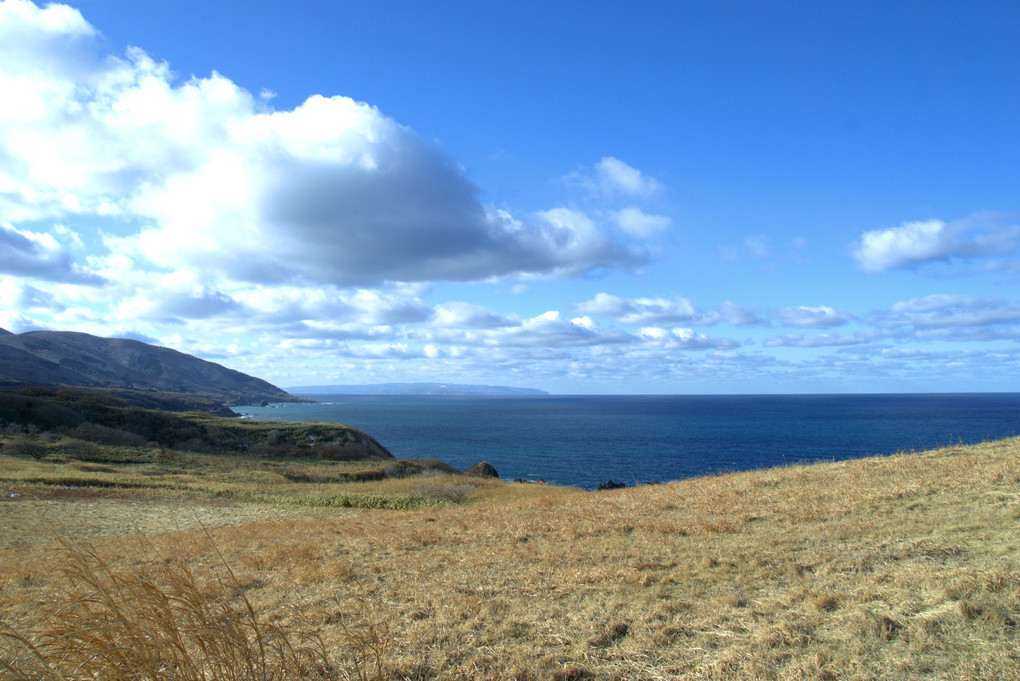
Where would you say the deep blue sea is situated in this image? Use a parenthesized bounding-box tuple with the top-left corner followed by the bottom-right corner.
(235, 394, 1020, 489)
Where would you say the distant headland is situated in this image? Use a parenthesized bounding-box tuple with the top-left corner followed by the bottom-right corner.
(289, 382, 549, 396)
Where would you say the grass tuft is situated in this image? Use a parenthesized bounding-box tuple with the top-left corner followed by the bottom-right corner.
(0, 538, 385, 681)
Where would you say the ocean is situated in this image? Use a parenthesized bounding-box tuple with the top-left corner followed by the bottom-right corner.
(235, 393, 1020, 489)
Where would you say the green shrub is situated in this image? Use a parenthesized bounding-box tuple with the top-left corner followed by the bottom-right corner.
(60, 439, 104, 461)
(4, 437, 49, 460)
(73, 422, 149, 447)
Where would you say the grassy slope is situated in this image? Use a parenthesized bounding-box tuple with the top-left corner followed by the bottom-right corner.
(2, 437, 1019, 680)
(0, 436, 462, 509)
(0, 385, 393, 460)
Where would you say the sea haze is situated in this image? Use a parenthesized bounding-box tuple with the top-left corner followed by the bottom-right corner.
(236, 393, 1020, 489)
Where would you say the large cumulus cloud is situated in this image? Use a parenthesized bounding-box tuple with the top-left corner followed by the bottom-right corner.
(0, 0, 645, 288)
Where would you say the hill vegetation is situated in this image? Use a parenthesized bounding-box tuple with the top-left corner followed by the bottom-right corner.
(1, 417, 1018, 679)
(0, 386, 391, 462)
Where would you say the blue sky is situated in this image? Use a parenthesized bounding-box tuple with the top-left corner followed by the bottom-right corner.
(2, 0, 1019, 393)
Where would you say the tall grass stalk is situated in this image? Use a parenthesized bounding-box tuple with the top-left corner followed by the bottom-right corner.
(0, 538, 363, 681)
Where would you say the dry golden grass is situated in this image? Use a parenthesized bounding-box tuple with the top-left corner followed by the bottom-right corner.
(3, 437, 1020, 680)
(1, 539, 346, 681)
(0, 433, 500, 510)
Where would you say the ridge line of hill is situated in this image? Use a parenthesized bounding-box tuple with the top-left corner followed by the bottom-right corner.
(0, 328, 306, 409)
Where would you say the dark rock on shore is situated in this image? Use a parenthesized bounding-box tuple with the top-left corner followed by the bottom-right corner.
(596, 480, 629, 491)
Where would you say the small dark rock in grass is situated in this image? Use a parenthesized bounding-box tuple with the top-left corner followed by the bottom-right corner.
(551, 666, 593, 681)
(588, 622, 630, 647)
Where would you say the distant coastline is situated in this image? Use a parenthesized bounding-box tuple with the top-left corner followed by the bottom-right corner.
(288, 382, 549, 396)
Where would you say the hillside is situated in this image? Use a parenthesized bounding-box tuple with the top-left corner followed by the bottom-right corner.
(0, 385, 393, 461)
(0, 329, 304, 407)
(2, 436, 1018, 679)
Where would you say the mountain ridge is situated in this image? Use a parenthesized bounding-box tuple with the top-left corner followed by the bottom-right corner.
(0, 328, 304, 408)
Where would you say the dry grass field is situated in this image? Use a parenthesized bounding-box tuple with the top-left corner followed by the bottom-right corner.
(2, 435, 1019, 680)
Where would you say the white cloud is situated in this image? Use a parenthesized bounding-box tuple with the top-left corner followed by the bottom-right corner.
(508, 207, 646, 279)
(493, 310, 632, 348)
(0, 223, 101, 283)
(638, 327, 738, 351)
(97, 275, 434, 340)
(283, 322, 398, 342)
(853, 220, 952, 272)
(852, 216, 1020, 272)
(338, 343, 424, 359)
(116, 100, 645, 286)
(0, 277, 64, 311)
(567, 157, 664, 198)
(418, 309, 633, 349)
(776, 305, 854, 329)
(0, 0, 97, 83)
(0, 310, 41, 333)
(229, 286, 428, 326)
(718, 235, 784, 263)
(433, 301, 514, 329)
(743, 235, 770, 259)
(576, 293, 770, 328)
(576, 292, 696, 325)
(698, 301, 770, 327)
(119, 288, 245, 323)
(0, 15, 246, 223)
(873, 294, 1020, 330)
(920, 327, 1020, 343)
(764, 333, 869, 348)
(595, 157, 663, 196)
(1, 3, 644, 287)
(612, 206, 672, 237)
(344, 289, 432, 324)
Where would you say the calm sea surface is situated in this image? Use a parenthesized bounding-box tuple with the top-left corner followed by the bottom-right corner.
(235, 394, 1020, 489)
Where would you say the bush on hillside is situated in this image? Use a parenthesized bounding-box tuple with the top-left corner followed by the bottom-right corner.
(317, 443, 385, 461)
(4, 436, 49, 460)
(0, 391, 84, 432)
(73, 422, 150, 448)
(60, 438, 104, 461)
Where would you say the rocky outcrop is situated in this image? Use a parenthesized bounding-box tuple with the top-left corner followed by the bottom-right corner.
(464, 461, 499, 478)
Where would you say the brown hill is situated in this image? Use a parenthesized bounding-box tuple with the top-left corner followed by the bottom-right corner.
(0, 329, 302, 407)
